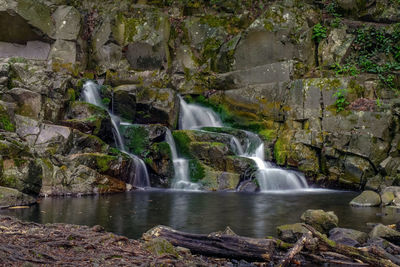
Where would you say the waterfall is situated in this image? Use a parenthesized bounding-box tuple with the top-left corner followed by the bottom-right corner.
(178, 96, 223, 129)
(238, 131, 308, 191)
(177, 96, 308, 192)
(165, 130, 200, 191)
(82, 81, 150, 188)
(161, 96, 224, 190)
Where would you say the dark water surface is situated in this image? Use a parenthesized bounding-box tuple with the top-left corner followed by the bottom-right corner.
(2, 189, 400, 239)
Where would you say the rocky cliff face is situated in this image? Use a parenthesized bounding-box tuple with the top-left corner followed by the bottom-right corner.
(0, 0, 399, 204)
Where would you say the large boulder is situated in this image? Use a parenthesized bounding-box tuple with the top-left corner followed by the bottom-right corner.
(350, 191, 381, 207)
(3, 88, 42, 119)
(63, 101, 113, 143)
(51, 5, 81, 41)
(318, 26, 354, 67)
(40, 163, 127, 197)
(329, 228, 368, 247)
(0, 186, 36, 208)
(112, 85, 179, 127)
(112, 7, 170, 71)
(300, 209, 339, 234)
(0, 157, 42, 196)
(231, 2, 316, 72)
(0, 0, 54, 42)
(136, 87, 179, 127)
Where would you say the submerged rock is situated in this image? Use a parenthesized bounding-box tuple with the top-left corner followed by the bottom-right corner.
(300, 209, 338, 234)
(350, 191, 381, 207)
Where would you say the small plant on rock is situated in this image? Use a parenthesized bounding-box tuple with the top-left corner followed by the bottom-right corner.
(312, 23, 327, 44)
(333, 89, 349, 112)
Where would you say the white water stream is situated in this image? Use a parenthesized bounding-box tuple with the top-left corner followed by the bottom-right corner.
(82, 81, 150, 188)
(172, 96, 308, 191)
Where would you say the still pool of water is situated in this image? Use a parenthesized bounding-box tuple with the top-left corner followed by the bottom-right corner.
(2, 189, 400, 239)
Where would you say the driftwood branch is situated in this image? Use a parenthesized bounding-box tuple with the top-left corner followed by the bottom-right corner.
(302, 224, 399, 267)
(278, 231, 312, 267)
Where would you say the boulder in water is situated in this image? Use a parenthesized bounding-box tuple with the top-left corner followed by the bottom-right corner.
(300, 209, 338, 234)
(236, 180, 258, 193)
(329, 228, 368, 247)
(350, 191, 381, 207)
(381, 191, 395, 206)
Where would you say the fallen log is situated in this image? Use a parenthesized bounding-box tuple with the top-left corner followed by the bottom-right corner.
(278, 231, 312, 267)
(143, 225, 275, 262)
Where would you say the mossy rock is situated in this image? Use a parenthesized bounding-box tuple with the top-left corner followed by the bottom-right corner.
(300, 209, 339, 234)
(0, 186, 36, 208)
(0, 104, 15, 132)
(144, 238, 179, 257)
(120, 124, 150, 157)
(277, 223, 309, 243)
(64, 101, 113, 143)
(350, 190, 381, 207)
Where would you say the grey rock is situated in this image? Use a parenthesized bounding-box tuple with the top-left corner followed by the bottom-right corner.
(0, 41, 50, 60)
(49, 39, 76, 64)
(329, 227, 368, 247)
(126, 42, 166, 70)
(52, 5, 81, 41)
(350, 190, 381, 207)
(237, 180, 258, 193)
(0, 186, 36, 209)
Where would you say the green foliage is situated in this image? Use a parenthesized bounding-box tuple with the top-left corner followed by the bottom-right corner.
(312, 23, 327, 44)
(333, 89, 349, 112)
(0, 106, 15, 132)
(172, 131, 192, 158)
(102, 97, 111, 106)
(67, 88, 76, 102)
(376, 98, 382, 108)
(8, 57, 27, 64)
(345, 25, 400, 91)
(331, 17, 342, 28)
(123, 126, 149, 157)
(331, 63, 359, 76)
(189, 159, 205, 182)
(96, 155, 115, 173)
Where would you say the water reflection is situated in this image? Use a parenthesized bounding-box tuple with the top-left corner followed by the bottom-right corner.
(2, 190, 400, 239)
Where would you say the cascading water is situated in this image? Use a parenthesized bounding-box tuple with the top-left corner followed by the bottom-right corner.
(82, 81, 150, 188)
(178, 96, 223, 129)
(238, 131, 308, 191)
(176, 96, 308, 192)
(165, 130, 200, 191)
(161, 97, 225, 190)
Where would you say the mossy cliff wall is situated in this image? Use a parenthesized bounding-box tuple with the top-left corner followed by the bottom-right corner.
(0, 0, 399, 204)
